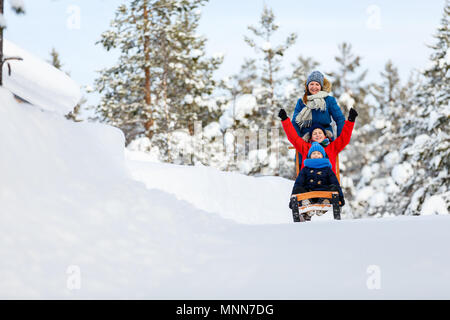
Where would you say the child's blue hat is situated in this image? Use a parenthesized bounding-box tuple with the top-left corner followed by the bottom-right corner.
(307, 142, 327, 158)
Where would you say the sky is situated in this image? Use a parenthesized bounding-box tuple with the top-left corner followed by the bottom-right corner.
(3, 0, 446, 108)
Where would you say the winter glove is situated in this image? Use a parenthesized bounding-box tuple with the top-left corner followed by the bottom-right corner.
(278, 109, 288, 121)
(348, 108, 358, 122)
(339, 197, 345, 207)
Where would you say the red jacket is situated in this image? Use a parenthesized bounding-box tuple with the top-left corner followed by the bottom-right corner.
(281, 118, 355, 175)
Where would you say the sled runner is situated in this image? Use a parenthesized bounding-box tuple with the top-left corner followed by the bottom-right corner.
(289, 149, 342, 222)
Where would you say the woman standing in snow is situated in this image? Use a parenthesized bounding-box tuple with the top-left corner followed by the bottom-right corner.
(292, 71, 345, 141)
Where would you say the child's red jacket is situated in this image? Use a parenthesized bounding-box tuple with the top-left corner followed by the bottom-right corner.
(281, 118, 355, 175)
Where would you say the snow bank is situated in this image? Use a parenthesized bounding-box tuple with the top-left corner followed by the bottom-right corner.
(2, 40, 81, 115)
(125, 155, 293, 224)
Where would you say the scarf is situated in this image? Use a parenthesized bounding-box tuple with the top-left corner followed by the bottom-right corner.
(320, 138, 330, 147)
(295, 91, 329, 129)
(303, 158, 332, 169)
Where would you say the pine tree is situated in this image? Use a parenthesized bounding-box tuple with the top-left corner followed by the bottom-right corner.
(397, 1, 450, 215)
(244, 4, 297, 128)
(329, 43, 374, 217)
(347, 61, 412, 217)
(329, 42, 369, 117)
(95, 0, 222, 163)
(231, 5, 297, 177)
(48, 47, 63, 70)
(347, 2, 449, 217)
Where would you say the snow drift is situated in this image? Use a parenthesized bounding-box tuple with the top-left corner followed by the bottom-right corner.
(2, 40, 81, 115)
(1, 87, 450, 299)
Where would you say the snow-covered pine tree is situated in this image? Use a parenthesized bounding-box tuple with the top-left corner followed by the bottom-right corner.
(232, 5, 297, 176)
(329, 42, 369, 118)
(244, 4, 297, 129)
(208, 59, 260, 173)
(396, 1, 450, 216)
(328, 42, 375, 217)
(95, 0, 222, 163)
(348, 60, 412, 217)
(48, 47, 62, 70)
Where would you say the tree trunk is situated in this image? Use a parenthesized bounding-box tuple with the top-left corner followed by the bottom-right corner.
(162, 30, 172, 162)
(143, 2, 153, 138)
(268, 54, 275, 127)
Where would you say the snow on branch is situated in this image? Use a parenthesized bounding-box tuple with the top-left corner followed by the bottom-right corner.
(9, 0, 26, 14)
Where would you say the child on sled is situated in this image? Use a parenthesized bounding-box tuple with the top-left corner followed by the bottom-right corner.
(289, 142, 345, 221)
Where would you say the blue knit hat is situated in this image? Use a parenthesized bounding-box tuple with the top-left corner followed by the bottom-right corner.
(307, 142, 327, 158)
(306, 71, 324, 87)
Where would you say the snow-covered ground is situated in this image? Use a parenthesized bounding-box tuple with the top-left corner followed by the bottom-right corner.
(1, 87, 450, 299)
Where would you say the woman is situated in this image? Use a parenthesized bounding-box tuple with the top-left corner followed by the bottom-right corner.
(292, 71, 345, 141)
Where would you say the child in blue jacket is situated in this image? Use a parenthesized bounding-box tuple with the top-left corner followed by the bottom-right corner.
(289, 142, 345, 220)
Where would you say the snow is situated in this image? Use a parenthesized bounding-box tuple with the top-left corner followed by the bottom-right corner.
(421, 195, 449, 215)
(391, 162, 414, 185)
(9, 0, 25, 11)
(262, 42, 272, 51)
(212, 52, 224, 60)
(219, 94, 258, 130)
(203, 121, 222, 140)
(445, 48, 450, 65)
(0, 14, 6, 29)
(191, 49, 203, 58)
(1, 86, 450, 298)
(338, 91, 355, 109)
(184, 94, 194, 104)
(383, 151, 401, 169)
(2, 40, 81, 115)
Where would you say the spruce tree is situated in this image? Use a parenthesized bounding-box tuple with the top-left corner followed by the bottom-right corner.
(48, 47, 63, 70)
(244, 4, 297, 128)
(329, 43, 373, 217)
(95, 0, 222, 163)
(398, 1, 449, 215)
(348, 61, 411, 217)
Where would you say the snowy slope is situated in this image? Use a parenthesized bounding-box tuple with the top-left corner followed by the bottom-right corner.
(125, 152, 295, 225)
(2, 40, 81, 115)
(1, 87, 450, 299)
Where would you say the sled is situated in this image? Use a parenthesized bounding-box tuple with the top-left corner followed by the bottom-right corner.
(289, 148, 342, 222)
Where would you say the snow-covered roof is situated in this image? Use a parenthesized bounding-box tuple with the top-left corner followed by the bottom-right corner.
(2, 40, 81, 115)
